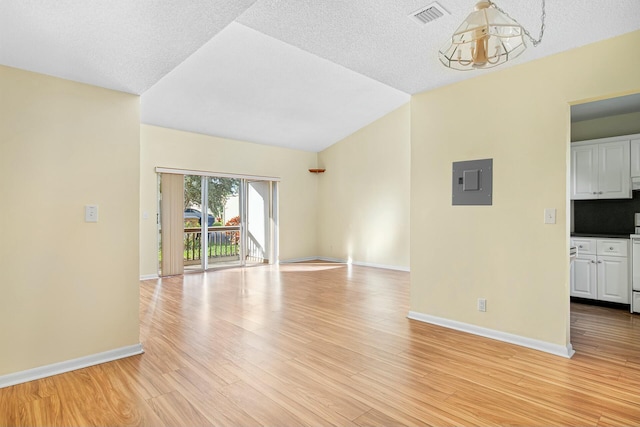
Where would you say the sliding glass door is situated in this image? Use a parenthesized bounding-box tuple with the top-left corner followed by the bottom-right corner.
(158, 170, 277, 276)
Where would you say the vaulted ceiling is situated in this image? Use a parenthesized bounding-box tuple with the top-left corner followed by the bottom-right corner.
(2, 1, 640, 151)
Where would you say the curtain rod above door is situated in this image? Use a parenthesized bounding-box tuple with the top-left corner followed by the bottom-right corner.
(155, 167, 281, 182)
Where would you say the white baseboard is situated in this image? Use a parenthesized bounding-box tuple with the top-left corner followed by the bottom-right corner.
(279, 256, 322, 264)
(407, 311, 575, 358)
(0, 343, 144, 389)
(316, 256, 346, 263)
(280, 256, 409, 272)
(350, 260, 410, 272)
(140, 274, 159, 280)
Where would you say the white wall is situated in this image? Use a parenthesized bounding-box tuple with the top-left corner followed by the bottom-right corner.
(572, 111, 640, 141)
(410, 30, 640, 350)
(317, 103, 410, 270)
(0, 66, 141, 376)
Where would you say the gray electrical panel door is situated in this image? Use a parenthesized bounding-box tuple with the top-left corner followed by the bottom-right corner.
(452, 158, 493, 205)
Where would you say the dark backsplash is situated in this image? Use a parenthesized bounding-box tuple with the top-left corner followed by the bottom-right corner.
(574, 191, 640, 235)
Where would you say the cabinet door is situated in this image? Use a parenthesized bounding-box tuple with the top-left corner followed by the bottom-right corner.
(630, 138, 640, 178)
(597, 255, 629, 304)
(570, 255, 597, 299)
(598, 140, 631, 199)
(571, 144, 599, 200)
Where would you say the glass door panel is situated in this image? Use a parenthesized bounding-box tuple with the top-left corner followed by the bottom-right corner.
(246, 181, 271, 264)
(183, 175, 204, 272)
(205, 176, 241, 269)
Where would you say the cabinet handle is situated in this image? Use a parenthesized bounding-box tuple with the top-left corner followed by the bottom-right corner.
(591, 260, 596, 263)
(609, 247, 614, 250)
(592, 192, 597, 195)
(597, 260, 602, 263)
(579, 245, 583, 249)
(599, 191, 603, 194)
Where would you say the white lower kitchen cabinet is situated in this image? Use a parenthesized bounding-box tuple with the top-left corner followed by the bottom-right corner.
(597, 255, 629, 304)
(570, 255, 597, 299)
(570, 237, 630, 304)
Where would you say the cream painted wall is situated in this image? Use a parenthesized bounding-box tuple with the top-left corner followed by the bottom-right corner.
(411, 31, 640, 347)
(317, 104, 410, 269)
(571, 111, 640, 142)
(140, 125, 319, 277)
(0, 66, 140, 376)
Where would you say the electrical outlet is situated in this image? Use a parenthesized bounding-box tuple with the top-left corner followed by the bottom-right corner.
(478, 298, 487, 312)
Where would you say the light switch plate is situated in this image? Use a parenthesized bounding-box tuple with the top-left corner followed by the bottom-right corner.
(85, 205, 98, 222)
(544, 208, 556, 224)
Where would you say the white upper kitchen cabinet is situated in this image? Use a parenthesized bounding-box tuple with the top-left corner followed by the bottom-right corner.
(571, 144, 599, 199)
(571, 138, 630, 200)
(629, 137, 640, 177)
(599, 141, 631, 198)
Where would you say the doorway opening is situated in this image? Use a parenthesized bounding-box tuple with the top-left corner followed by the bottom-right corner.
(569, 92, 640, 324)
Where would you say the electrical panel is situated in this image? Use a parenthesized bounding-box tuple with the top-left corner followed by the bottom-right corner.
(452, 158, 493, 206)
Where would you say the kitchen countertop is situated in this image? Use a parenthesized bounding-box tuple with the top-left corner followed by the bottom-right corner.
(571, 232, 632, 239)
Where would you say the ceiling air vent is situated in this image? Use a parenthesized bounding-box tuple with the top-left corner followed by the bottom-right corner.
(409, 2, 448, 25)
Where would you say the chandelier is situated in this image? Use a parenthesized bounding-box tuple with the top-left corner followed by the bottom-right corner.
(439, 0, 545, 71)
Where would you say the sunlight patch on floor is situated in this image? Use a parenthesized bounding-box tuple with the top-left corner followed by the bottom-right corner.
(277, 262, 346, 272)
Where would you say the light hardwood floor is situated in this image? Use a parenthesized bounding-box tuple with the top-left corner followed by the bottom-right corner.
(1, 262, 639, 426)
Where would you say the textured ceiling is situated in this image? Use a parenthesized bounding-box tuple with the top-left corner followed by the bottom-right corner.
(0, 0, 258, 94)
(141, 23, 409, 152)
(2, 1, 640, 151)
(238, 0, 640, 94)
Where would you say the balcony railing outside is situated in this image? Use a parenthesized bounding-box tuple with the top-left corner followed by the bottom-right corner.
(184, 226, 240, 265)
(246, 233, 266, 263)
(183, 226, 267, 267)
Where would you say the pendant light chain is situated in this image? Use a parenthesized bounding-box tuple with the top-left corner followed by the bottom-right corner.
(488, 0, 546, 46)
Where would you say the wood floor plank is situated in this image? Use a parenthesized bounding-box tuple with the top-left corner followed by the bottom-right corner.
(597, 411, 640, 427)
(221, 359, 363, 426)
(114, 353, 176, 400)
(346, 372, 484, 426)
(285, 356, 455, 426)
(12, 395, 62, 427)
(1, 263, 640, 426)
(357, 362, 458, 401)
(219, 380, 309, 426)
(353, 408, 410, 427)
(160, 370, 260, 427)
(147, 390, 213, 427)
